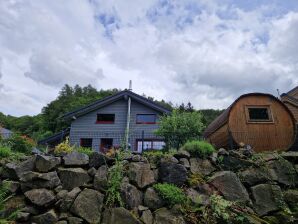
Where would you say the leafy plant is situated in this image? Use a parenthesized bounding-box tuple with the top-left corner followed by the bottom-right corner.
(181, 140, 215, 158)
(155, 109, 205, 149)
(54, 137, 73, 154)
(188, 173, 205, 187)
(75, 147, 93, 156)
(153, 183, 187, 207)
(105, 152, 124, 207)
(1, 134, 34, 154)
(0, 146, 12, 158)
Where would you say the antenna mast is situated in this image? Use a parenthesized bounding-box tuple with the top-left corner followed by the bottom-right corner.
(129, 80, 132, 91)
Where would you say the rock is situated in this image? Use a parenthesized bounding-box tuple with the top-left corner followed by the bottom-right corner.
(159, 162, 187, 186)
(283, 189, 298, 210)
(20, 171, 61, 190)
(20, 206, 39, 215)
(138, 205, 149, 212)
(2, 180, 20, 193)
(56, 221, 68, 224)
(173, 150, 190, 159)
(186, 188, 202, 204)
(24, 188, 56, 207)
(63, 151, 89, 166)
(267, 158, 298, 186)
(160, 156, 179, 164)
(87, 167, 97, 177)
(238, 167, 271, 186)
(218, 148, 229, 156)
(154, 207, 185, 224)
(281, 151, 298, 162)
(35, 155, 61, 172)
(58, 168, 91, 190)
(71, 188, 104, 223)
(190, 158, 216, 175)
(93, 165, 108, 191)
(101, 207, 141, 224)
(144, 187, 165, 210)
(141, 209, 153, 224)
(208, 171, 249, 203)
(2, 163, 18, 180)
(68, 216, 84, 224)
(132, 154, 142, 162)
(179, 158, 190, 169)
(128, 162, 155, 188)
(120, 181, 143, 209)
(31, 209, 58, 224)
(16, 212, 30, 222)
(251, 184, 283, 216)
(89, 152, 110, 168)
(2, 156, 35, 180)
(59, 187, 81, 211)
(219, 155, 254, 171)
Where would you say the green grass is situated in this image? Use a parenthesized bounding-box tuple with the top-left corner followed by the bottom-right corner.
(181, 140, 215, 158)
(0, 146, 12, 158)
(153, 183, 187, 207)
(75, 147, 93, 156)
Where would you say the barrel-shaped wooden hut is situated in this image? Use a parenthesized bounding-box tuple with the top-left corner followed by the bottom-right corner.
(203, 93, 296, 152)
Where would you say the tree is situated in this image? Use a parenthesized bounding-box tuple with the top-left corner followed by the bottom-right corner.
(155, 109, 205, 149)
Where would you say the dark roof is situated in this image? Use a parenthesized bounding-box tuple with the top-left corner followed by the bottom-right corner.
(281, 93, 298, 106)
(286, 86, 298, 95)
(61, 90, 171, 120)
(38, 128, 70, 145)
(203, 93, 286, 138)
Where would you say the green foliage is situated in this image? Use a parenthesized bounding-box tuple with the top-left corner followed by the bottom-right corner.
(153, 183, 187, 207)
(0, 182, 10, 211)
(75, 147, 93, 156)
(1, 134, 34, 154)
(188, 173, 205, 187)
(105, 152, 124, 207)
(199, 109, 225, 128)
(0, 146, 12, 158)
(155, 109, 205, 149)
(181, 140, 215, 158)
(54, 137, 73, 154)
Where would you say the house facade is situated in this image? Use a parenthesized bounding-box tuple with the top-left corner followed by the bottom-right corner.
(281, 86, 298, 123)
(61, 90, 170, 153)
(0, 127, 12, 139)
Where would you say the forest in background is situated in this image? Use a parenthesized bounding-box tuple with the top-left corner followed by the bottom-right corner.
(0, 84, 224, 141)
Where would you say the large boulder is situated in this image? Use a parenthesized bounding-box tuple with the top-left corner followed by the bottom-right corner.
(93, 165, 108, 191)
(101, 207, 141, 224)
(89, 152, 111, 168)
(238, 167, 271, 186)
(140, 209, 153, 224)
(208, 171, 249, 203)
(58, 168, 91, 190)
(71, 188, 104, 223)
(251, 184, 283, 216)
(159, 162, 187, 186)
(283, 189, 298, 211)
(57, 187, 81, 212)
(190, 158, 216, 175)
(128, 162, 155, 188)
(24, 188, 55, 207)
(20, 171, 61, 190)
(120, 181, 143, 209)
(63, 151, 89, 166)
(154, 207, 185, 224)
(219, 155, 253, 171)
(35, 155, 61, 172)
(267, 158, 298, 186)
(144, 187, 165, 210)
(173, 150, 190, 159)
(31, 209, 58, 224)
(2, 156, 36, 180)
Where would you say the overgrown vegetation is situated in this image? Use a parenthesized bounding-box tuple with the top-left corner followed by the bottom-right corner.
(156, 109, 205, 149)
(54, 137, 74, 154)
(0, 182, 19, 223)
(181, 140, 215, 158)
(153, 183, 187, 207)
(75, 147, 93, 156)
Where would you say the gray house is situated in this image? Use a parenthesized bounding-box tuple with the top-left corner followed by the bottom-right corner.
(0, 127, 13, 139)
(58, 90, 170, 153)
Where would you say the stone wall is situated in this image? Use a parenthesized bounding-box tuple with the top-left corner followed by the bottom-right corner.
(0, 149, 298, 224)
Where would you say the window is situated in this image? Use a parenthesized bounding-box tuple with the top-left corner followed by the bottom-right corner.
(80, 138, 92, 148)
(136, 140, 165, 152)
(96, 114, 115, 124)
(100, 138, 113, 153)
(246, 106, 273, 122)
(136, 114, 156, 124)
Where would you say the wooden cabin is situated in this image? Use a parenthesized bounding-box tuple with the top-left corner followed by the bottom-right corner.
(281, 86, 298, 123)
(203, 93, 296, 152)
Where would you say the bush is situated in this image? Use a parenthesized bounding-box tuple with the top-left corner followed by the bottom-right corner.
(155, 110, 205, 149)
(153, 183, 187, 207)
(54, 137, 73, 154)
(75, 147, 93, 156)
(0, 146, 12, 158)
(181, 140, 215, 158)
(2, 134, 34, 154)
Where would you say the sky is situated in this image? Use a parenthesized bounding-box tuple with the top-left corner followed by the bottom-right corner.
(0, 0, 298, 116)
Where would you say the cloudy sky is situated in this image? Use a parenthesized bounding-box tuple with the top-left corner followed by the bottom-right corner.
(0, 0, 298, 116)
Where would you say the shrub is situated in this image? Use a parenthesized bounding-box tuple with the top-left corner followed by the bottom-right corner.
(181, 140, 215, 158)
(54, 137, 73, 154)
(188, 173, 205, 187)
(2, 134, 34, 154)
(153, 183, 187, 207)
(0, 146, 12, 158)
(75, 147, 93, 156)
(155, 110, 205, 149)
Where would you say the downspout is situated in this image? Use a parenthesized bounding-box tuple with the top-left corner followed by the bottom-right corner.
(125, 95, 131, 150)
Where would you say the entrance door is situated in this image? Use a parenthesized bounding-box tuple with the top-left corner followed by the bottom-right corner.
(100, 138, 113, 153)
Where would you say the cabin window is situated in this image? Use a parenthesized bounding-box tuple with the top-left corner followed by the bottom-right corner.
(80, 138, 92, 148)
(246, 106, 273, 122)
(96, 114, 115, 124)
(136, 139, 165, 152)
(136, 114, 156, 124)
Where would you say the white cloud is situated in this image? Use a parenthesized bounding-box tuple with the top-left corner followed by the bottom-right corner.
(0, 0, 298, 115)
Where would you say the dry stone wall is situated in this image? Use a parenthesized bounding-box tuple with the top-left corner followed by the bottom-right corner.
(1, 149, 298, 224)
